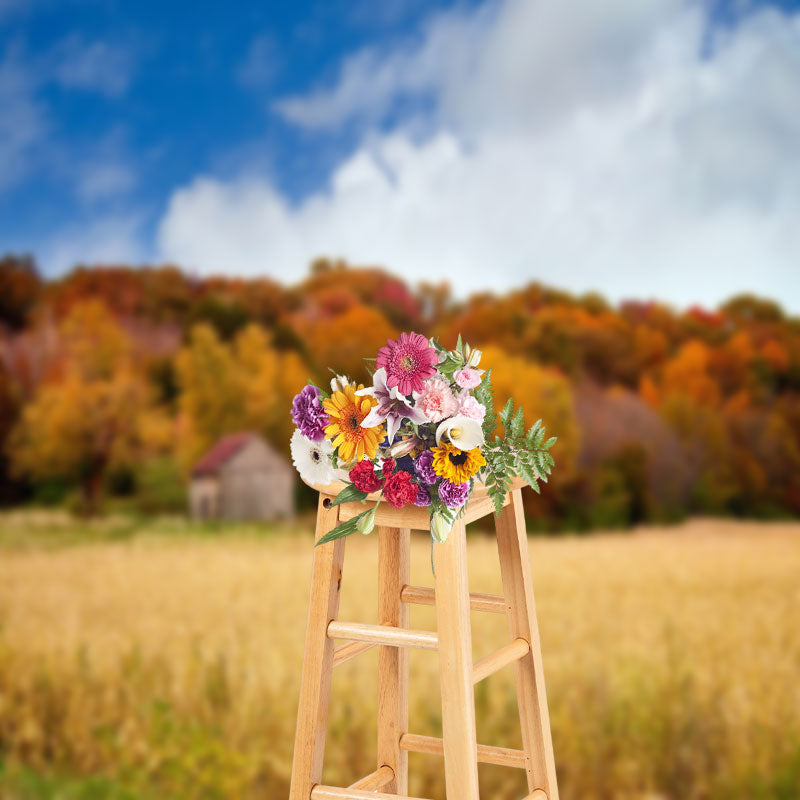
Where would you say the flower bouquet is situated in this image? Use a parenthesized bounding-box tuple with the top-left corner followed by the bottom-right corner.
(290, 332, 556, 546)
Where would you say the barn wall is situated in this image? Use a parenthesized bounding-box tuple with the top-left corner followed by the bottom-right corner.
(189, 477, 221, 520)
(219, 439, 295, 520)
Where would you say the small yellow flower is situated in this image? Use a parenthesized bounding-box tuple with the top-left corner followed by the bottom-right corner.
(323, 383, 382, 463)
(431, 442, 486, 484)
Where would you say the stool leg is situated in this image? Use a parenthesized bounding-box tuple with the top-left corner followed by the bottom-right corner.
(495, 489, 559, 800)
(289, 496, 346, 800)
(377, 526, 411, 794)
(433, 519, 480, 800)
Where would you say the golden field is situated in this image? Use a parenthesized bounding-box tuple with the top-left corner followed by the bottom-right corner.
(0, 514, 798, 800)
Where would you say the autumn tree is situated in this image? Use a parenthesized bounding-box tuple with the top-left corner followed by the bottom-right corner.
(8, 301, 151, 513)
(0, 254, 42, 330)
(175, 323, 308, 468)
(480, 345, 579, 477)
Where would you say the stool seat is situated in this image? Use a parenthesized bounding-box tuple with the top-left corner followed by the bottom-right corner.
(289, 483, 559, 800)
(302, 476, 526, 530)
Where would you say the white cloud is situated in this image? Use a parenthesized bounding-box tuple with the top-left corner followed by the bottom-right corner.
(0, 41, 47, 190)
(75, 161, 136, 202)
(158, 0, 800, 311)
(52, 34, 135, 97)
(41, 213, 149, 275)
(236, 33, 280, 89)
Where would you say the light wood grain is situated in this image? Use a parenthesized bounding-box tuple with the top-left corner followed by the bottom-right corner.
(303, 475, 526, 502)
(289, 495, 346, 800)
(314, 476, 525, 531)
(496, 488, 559, 799)
(337, 499, 432, 530)
(311, 786, 432, 800)
(400, 584, 506, 613)
(377, 526, 410, 794)
(347, 765, 394, 790)
(462, 488, 512, 523)
(399, 732, 527, 769)
(327, 620, 438, 650)
(433, 518, 480, 800)
(332, 640, 375, 668)
(292, 480, 559, 800)
(472, 636, 530, 684)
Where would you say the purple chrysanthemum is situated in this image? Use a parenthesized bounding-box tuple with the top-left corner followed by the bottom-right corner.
(414, 484, 432, 507)
(438, 479, 470, 509)
(414, 450, 437, 485)
(291, 384, 329, 442)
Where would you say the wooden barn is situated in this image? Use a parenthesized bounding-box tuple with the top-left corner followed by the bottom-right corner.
(189, 432, 295, 521)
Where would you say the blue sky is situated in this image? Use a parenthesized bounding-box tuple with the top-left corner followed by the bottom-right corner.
(0, 0, 474, 259)
(1, 0, 799, 310)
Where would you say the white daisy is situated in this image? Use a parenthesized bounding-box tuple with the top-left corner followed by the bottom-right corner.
(290, 429, 336, 485)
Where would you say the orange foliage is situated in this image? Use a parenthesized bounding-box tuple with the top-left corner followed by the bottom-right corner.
(2, 259, 799, 521)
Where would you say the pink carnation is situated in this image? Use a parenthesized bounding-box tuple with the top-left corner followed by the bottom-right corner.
(376, 332, 438, 395)
(416, 377, 458, 422)
(457, 392, 486, 423)
(454, 367, 483, 389)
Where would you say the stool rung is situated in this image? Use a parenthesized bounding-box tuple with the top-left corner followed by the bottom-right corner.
(348, 765, 394, 790)
(399, 732, 527, 769)
(332, 640, 376, 668)
(523, 791, 548, 800)
(311, 787, 431, 800)
(327, 620, 438, 650)
(473, 637, 530, 684)
(400, 584, 506, 614)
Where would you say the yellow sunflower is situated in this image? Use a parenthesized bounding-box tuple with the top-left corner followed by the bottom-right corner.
(323, 383, 382, 462)
(431, 442, 486, 484)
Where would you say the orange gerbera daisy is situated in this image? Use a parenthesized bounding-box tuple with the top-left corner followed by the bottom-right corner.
(323, 383, 383, 462)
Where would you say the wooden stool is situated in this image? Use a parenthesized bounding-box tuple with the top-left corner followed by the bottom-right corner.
(289, 478, 559, 800)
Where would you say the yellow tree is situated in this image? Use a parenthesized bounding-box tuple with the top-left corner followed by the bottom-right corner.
(9, 301, 150, 513)
(175, 323, 310, 468)
(480, 345, 580, 478)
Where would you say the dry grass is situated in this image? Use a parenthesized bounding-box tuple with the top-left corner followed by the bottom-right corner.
(0, 515, 798, 799)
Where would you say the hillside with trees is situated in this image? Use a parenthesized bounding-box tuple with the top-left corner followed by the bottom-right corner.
(1, 254, 798, 527)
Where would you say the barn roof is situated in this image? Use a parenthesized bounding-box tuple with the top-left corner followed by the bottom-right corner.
(192, 432, 260, 478)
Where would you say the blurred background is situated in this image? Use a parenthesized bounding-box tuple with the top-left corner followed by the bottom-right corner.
(1, 1, 799, 798)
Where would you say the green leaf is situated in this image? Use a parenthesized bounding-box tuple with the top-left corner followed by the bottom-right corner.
(331, 483, 369, 506)
(510, 406, 525, 438)
(307, 378, 330, 399)
(499, 397, 514, 426)
(456, 333, 463, 355)
(543, 436, 558, 449)
(474, 369, 498, 440)
(315, 509, 374, 546)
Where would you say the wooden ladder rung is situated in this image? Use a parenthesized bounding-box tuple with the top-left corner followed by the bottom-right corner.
(523, 791, 548, 800)
(327, 620, 438, 650)
(472, 637, 530, 684)
(400, 584, 506, 613)
(347, 765, 394, 790)
(399, 732, 527, 769)
(311, 786, 432, 800)
(332, 640, 376, 668)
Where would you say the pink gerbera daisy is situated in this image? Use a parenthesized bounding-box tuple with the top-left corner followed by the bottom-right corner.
(376, 332, 438, 395)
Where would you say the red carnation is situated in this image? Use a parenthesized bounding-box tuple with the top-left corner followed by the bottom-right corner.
(349, 459, 383, 493)
(383, 470, 417, 509)
(381, 458, 396, 478)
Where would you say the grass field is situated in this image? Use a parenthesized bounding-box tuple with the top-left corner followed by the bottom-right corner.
(0, 512, 798, 799)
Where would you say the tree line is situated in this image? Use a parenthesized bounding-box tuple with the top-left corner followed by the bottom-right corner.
(1, 254, 798, 527)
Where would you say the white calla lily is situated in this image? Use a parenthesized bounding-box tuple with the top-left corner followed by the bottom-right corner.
(435, 415, 485, 450)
